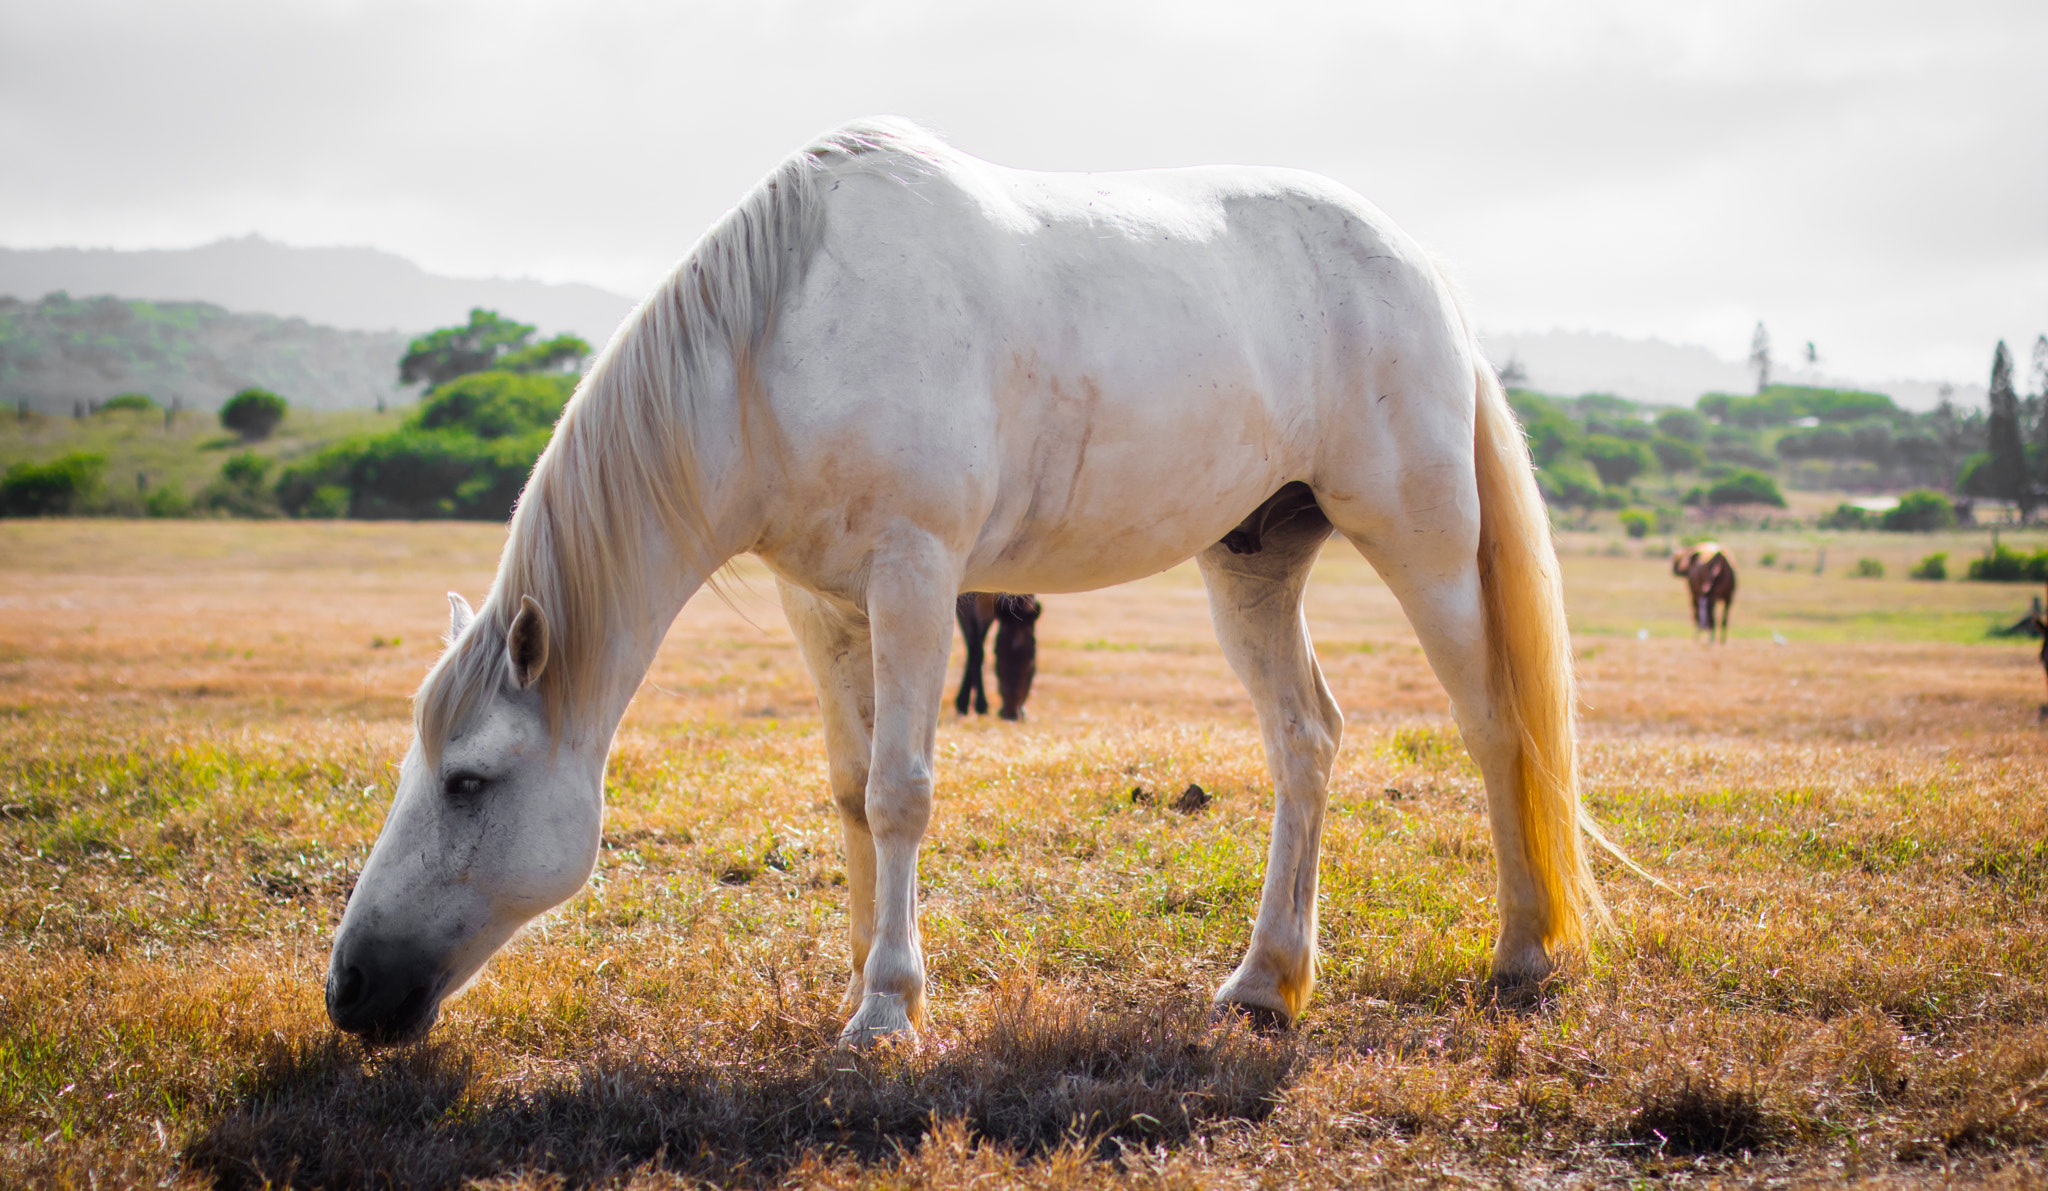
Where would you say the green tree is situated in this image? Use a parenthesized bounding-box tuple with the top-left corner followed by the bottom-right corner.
(498, 334, 592, 376)
(1505, 390, 1580, 466)
(1581, 434, 1654, 486)
(2032, 334, 2048, 495)
(1655, 409, 1705, 442)
(220, 388, 288, 442)
(1986, 340, 2030, 518)
(1650, 435, 1705, 473)
(98, 393, 158, 413)
(398, 310, 587, 390)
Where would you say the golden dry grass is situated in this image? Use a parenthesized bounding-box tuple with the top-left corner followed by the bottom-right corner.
(2, 519, 2046, 1188)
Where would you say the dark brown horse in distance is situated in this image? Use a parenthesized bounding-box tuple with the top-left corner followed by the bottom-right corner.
(1673, 543, 1736, 643)
(954, 593, 1042, 720)
(2033, 588, 2048, 715)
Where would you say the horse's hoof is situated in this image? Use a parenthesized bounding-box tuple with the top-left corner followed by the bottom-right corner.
(1212, 1001, 1292, 1035)
(837, 992, 918, 1049)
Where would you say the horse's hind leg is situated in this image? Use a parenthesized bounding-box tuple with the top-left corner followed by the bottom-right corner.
(779, 581, 880, 1015)
(1329, 508, 1554, 984)
(1199, 512, 1342, 1027)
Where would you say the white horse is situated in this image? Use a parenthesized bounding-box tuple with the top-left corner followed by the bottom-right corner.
(326, 119, 1619, 1047)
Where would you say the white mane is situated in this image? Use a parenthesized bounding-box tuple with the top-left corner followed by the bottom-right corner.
(417, 118, 952, 755)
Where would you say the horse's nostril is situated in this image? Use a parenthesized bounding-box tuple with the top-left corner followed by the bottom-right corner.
(331, 964, 365, 1012)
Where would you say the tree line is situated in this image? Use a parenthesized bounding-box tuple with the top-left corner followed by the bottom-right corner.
(0, 310, 588, 518)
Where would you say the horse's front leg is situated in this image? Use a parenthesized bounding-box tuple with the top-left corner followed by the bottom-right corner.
(840, 540, 956, 1045)
(779, 581, 880, 1014)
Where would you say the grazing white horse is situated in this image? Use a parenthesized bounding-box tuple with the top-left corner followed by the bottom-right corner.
(326, 119, 1619, 1047)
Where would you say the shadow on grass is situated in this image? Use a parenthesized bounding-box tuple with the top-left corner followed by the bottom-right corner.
(185, 992, 1299, 1189)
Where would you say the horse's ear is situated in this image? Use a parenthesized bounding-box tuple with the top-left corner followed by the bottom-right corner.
(506, 595, 550, 690)
(447, 592, 475, 641)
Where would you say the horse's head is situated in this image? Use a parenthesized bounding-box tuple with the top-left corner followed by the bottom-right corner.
(1671, 550, 1695, 578)
(326, 593, 604, 1045)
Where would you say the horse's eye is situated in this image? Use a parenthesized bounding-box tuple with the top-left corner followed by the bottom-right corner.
(444, 772, 488, 798)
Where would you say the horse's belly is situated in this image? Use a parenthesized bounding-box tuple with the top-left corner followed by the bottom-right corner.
(963, 381, 1303, 593)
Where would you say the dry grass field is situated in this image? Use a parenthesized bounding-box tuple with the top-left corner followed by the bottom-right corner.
(2, 519, 2046, 1188)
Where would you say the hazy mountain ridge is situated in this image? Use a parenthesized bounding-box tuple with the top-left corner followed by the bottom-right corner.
(0, 294, 409, 412)
(0, 237, 637, 347)
(0, 239, 1987, 415)
(1482, 329, 1983, 412)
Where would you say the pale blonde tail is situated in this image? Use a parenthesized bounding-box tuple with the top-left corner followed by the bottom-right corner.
(1472, 365, 1611, 953)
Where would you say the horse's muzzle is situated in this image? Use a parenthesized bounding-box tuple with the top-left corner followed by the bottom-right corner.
(326, 943, 447, 1045)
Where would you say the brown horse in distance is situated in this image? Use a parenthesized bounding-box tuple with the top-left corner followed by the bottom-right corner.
(1673, 543, 1736, 643)
(2033, 588, 2048, 712)
(955, 593, 1042, 720)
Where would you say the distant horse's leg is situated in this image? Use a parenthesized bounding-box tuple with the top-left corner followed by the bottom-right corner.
(993, 597, 1039, 721)
(780, 581, 879, 1014)
(839, 538, 956, 1044)
(1200, 515, 1340, 1027)
(953, 595, 988, 715)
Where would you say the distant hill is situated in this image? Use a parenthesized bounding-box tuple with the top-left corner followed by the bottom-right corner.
(1481, 329, 1981, 413)
(0, 294, 409, 413)
(0, 237, 637, 347)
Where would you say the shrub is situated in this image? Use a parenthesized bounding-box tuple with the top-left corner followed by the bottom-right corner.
(1759, 552, 1778, 567)
(1880, 489, 1958, 532)
(277, 426, 550, 520)
(1909, 552, 1948, 581)
(1853, 557, 1885, 578)
(220, 388, 288, 441)
(143, 484, 190, 518)
(302, 486, 351, 519)
(1819, 503, 1871, 530)
(1617, 508, 1654, 539)
(198, 451, 279, 517)
(98, 392, 158, 414)
(1706, 469, 1786, 508)
(1965, 541, 2048, 582)
(0, 452, 106, 515)
(415, 371, 573, 439)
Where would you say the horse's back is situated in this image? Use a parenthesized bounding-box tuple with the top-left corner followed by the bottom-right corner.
(757, 128, 1481, 596)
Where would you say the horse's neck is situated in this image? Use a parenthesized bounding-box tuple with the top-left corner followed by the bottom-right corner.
(525, 405, 754, 749)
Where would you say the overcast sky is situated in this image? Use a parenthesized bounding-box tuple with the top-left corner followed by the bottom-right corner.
(3, 0, 2043, 384)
